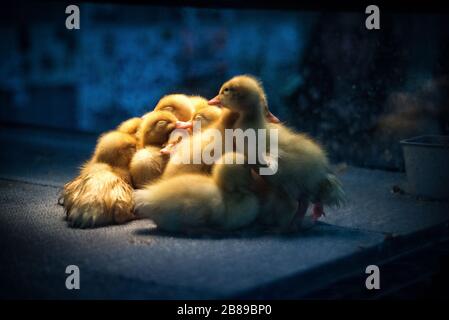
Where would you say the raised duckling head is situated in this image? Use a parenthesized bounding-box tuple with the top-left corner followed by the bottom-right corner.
(137, 111, 178, 148)
(93, 131, 137, 168)
(154, 94, 194, 122)
(208, 75, 280, 123)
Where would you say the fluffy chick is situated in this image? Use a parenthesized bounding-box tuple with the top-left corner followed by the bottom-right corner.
(129, 111, 178, 188)
(134, 152, 259, 233)
(62, 131, 137, 228)
(209, 75, 345, 227)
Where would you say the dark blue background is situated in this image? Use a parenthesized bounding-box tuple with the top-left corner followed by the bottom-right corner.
(1, 2, 448, 170)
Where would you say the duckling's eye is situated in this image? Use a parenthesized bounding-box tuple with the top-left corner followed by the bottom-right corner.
(223, 87, 229, 93)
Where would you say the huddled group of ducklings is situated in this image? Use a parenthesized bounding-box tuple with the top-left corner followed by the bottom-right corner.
(61, 75, 345, 233)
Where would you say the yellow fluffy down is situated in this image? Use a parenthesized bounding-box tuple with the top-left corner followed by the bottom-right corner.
(267, 123, 345, 207)
(134, 153, 259, 233)
(62, 163, 135, 228)
(134, 174, 224, 232)
(130, 146, 168, 189)
(116, 117, 143, 135)
(61, 130, 137, 228)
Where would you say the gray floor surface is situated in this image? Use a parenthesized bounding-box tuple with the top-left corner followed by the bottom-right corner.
(1, 125, 448, 299)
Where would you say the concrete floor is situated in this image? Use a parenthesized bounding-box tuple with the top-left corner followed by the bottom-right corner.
(1, 124, 448, 299)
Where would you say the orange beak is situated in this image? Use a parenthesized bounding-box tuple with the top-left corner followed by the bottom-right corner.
(266, 111, 281, 123)
(175, 121, 193, 130)
(208, 95, 221, 107)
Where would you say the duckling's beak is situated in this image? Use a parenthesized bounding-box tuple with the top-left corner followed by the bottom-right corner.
(266, 111, 281, 123)
(208, 95, 221, 107)
(160, 142, 176, 155)
(160, 135, 183, 155)
(175, 121, 192, 129)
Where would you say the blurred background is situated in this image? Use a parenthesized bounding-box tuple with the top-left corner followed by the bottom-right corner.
(0, 1, 448, 170)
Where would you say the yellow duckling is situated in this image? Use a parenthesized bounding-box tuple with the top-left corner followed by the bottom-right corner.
(134, 152, 259, 233)
(208, 75, 345, 228)
(62, 131, 137, 228)
(129, 111, 178, 188)
(129, 94, 199, 187)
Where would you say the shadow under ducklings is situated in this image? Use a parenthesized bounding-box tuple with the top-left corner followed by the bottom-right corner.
(132, 215, 322, 240)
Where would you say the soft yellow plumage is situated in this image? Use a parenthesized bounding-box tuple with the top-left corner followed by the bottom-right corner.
(62, 131, 137, 228)
(134, 152, 259, 233)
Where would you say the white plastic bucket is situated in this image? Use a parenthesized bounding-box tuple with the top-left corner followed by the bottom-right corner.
(400, 135, 449, 200)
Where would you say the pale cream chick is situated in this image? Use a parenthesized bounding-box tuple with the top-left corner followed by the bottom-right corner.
(129, 111, 178, 188)
(208, 75, 297, 228)
(134, 152, 259, 233)
(208, 75, 345, 228)
(62, 131, 137, 228)
(209, 75, 270, 131)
